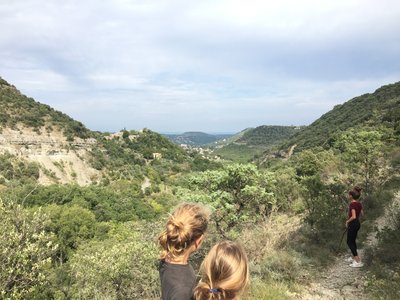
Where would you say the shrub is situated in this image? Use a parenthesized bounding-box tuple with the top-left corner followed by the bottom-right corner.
(300, 176, 343, 247)
(374, 194, 400, 264)
(43, 204, 96, 262)
(0, 200, 57, 299)
(68, 222, 159, 299)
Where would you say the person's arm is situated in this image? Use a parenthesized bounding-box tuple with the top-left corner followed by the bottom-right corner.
(346, 209, 356, 227)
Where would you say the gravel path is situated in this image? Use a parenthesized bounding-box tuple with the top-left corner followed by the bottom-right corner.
(299, 192, 398, 299)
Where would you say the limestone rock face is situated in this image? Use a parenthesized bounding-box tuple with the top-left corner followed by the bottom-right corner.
(0, 127, 100, 185)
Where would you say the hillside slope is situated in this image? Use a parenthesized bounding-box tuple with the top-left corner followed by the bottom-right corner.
(0, 77, 100, 184)
(0, 77, 189, 185)
(0, 77, 92, 141)
(0, 126, 100, 185)
(237, 125, 303, 146)
(281, 82, 400, 151)
(208, 128, 252, 147)
(213, 125, 302, 162)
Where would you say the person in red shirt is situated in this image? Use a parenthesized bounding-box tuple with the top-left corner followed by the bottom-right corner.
(345, 186, 364, 267)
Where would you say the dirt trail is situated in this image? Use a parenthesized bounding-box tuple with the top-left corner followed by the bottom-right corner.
(301, 250, 367, 299)
(141, 176, 151, 193)
(300, 192, 398, 300)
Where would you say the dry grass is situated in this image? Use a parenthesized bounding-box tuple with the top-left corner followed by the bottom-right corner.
(239, 213, 302, 264)
(238, 213, 307, 300)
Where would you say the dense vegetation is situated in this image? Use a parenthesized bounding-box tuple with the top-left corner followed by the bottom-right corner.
(0, 77, 92, 140)
(90, 129, 188, 176)
(237, 125, 303, 146)
(281, 81, 400, 151)
(1, 78, 400, 299)
(0, 153, 40, 183)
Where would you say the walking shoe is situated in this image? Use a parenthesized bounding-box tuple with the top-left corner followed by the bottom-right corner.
(350, 261, 364, 268)
(345, 257, 354, 263)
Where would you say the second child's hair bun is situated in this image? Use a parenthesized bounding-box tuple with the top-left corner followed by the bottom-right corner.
(195, 281, 223, 300)
(193, 241, 249, 300)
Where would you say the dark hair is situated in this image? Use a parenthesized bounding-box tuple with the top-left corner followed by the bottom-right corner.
(349, 186, 362, 200)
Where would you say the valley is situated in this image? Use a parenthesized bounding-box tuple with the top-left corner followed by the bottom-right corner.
(1, 77, 400, 299)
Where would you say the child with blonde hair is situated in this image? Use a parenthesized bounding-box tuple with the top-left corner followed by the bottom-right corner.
(159, 203, 210, 300)
(193, 240, 249, 300)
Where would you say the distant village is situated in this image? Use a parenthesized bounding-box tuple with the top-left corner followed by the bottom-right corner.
(179, 143, 222, 161)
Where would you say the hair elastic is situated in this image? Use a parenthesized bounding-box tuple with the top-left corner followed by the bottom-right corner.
(209, 288, 220, 293)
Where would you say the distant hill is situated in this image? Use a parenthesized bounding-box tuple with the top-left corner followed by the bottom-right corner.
(164, 131, 233, 146)
(212, 125, 302, 162)
(280, 81, 400, 152)
(237, 125, 304, 146)
(207, 128, 253, 147)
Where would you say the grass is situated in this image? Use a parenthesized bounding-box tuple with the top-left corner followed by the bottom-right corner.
(236, 214, 313, 299)
(243, 278, 304, 300)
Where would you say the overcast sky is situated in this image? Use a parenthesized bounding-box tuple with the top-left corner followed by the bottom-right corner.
(1, 0, 399, 133)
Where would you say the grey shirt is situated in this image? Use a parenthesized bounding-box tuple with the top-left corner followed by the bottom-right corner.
(159, 260, 196, 300)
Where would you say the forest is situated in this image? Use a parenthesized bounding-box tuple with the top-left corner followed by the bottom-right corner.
(1, 79, 400, 299)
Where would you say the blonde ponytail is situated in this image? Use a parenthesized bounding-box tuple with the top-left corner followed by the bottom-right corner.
(159, 203, 210, 260)
(193, 241, 249, 300)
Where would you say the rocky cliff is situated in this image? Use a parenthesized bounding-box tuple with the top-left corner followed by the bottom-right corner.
(0, 127, 100, 185)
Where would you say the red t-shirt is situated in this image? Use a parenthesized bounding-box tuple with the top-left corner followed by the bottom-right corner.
(348, 201, 363, 219)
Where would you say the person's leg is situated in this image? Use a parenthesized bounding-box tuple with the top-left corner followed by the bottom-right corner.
(347, 220, 362, 265)
(353, 221, 361, 263)
(347, 222, 358, 258)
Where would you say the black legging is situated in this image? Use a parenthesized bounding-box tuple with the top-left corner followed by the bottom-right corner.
(347, 219, 361, 256)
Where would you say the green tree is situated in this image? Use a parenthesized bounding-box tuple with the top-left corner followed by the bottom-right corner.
(43, 204, 96, 263)
(122, 130, 130, 139)
(271, 166, 302, 210)
(180, 164, 276, 236)
(335, 129, 383, 194)
(291, 148, 346, 246)
(299, 176, 344, 247)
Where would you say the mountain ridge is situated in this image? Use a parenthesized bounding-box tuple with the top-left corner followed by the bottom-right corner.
(211, 125, 303, 162)
(279, 81, 400, 152)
